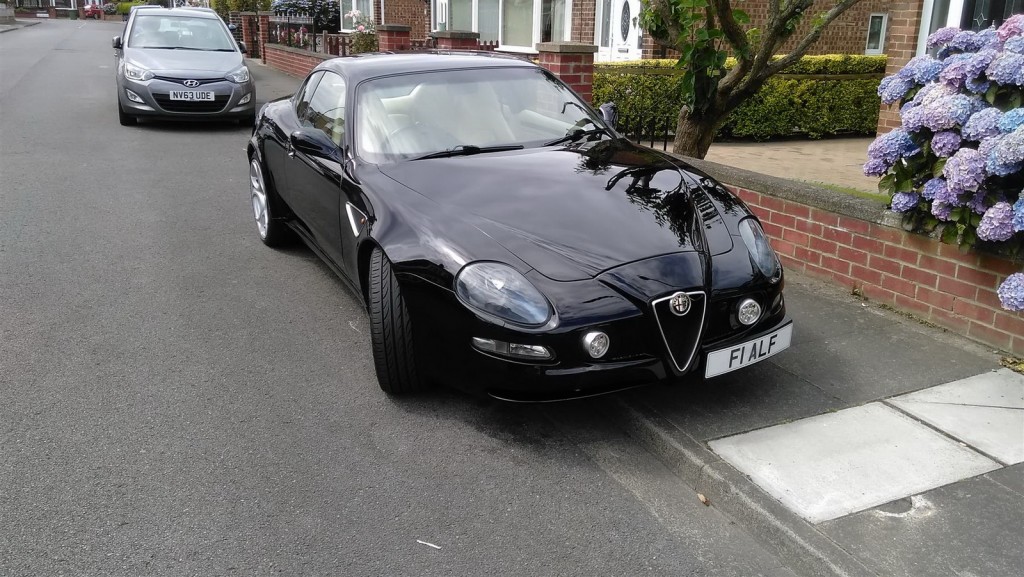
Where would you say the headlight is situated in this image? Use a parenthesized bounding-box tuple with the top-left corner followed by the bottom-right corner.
(123, 61, 153, 81)
(455, 262, 552, 327)
(227, 66, 250, 84)
(738, 218, 781, 282)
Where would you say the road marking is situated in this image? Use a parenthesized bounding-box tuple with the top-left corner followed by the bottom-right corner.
(416, 540, 441, 550)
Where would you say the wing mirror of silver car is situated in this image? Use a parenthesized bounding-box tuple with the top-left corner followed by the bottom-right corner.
(112, 36, 122, 50)
(238, 41, 247, 54)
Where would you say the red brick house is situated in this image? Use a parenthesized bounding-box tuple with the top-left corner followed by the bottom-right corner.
(366, 0, 895, 60)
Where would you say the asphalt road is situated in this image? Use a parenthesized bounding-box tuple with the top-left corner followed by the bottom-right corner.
(0, 19, 796, 577)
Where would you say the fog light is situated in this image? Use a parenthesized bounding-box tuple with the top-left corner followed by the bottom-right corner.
(472, 337, 552, 360)
(737, 298, 762, 326)
(582, 331, 610, 359)
(125, 89, 143, 103)
(239, 93, 251, 105)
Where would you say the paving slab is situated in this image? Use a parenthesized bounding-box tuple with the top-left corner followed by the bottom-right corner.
(819, 473, 1024, 577)
(986, 462, 1024, 495)
(709, 403, 1002, 523)
(888, 368, 1024, 465)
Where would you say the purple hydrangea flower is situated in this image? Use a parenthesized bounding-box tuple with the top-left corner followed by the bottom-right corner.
(977, 27, 1000, 50)
(932, 201, 954, 221)
(1005, 35, 1024, 54)
(998, 14, 1024, 42)
(1013, 197, 1024, 232)
(987, 127, 1024, 176)
(865, 129, 921, 174)
(950, 30, 984, 52)
(929, 26, 960, 49)
(978, 202, 1016, 240)
(968, 189, 995, 214)
(863, 158, 888, 177)
(945, 148, 987, 193)
(878, 75, 916, 105)
(912, 82, 956, 107)
(986, 51, 1024, 85)
(978, 133, 1006, 158)
(908, 94, 984, 132)
(932, 131, 962, 157)
(898, 55, 944, 84)
(940, 53, 977, 88)
(999, 108, 1024, 133)
(966, 77, 992, 94)
(963, 107, 1004, 141)
(922, 178, 948, 201)
(997, 273, 1024, 311)
(890, 192, 920, 213)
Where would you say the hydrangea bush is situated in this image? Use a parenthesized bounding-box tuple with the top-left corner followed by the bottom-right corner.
(867, 17, 1024, 312)
(270, 0, 340, 32)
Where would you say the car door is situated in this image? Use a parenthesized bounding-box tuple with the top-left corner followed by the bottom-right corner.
(269, 71, 322, 212)
(284, 71, 348, 268)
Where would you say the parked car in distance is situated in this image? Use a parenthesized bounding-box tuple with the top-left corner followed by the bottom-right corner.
(83, 4, 104, 19)
(247, 53, 792, 401)
(112, 7, 255, 126)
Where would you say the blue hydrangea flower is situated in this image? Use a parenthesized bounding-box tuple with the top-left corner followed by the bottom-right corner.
(987, 127, 1024, 176)
(911, 82, 956, 107)
(932, 131, 962, 157)
(968, 189, 995, 214)
(898, 55, 944, 84)
(1005, 36, 1024, 54)
(977, 27, 1001, 50)
(929, 27, 960, 49)
(922, 178, 948, 201)
(966, 77, 992, 94)
(997, 273, 1024, 311)
(963, 108, 1003, 141)
(891, 192, 919, 213)
(933, 179, 963, 205)
(878, 75, 915, 105)
(866, 129, 921, 174)
(932, 201, 954, 221)
(950, 30, 984, 52)
(998, 108, 1024, 133)
(998, 14, 1024, 42)
(945, 148, 987, 194)
(978, 202, 1016, 240)
(986, 51, 1024, 85)
(1013, 197, 1024, 232)
(911, 95, 985, 131)
(978, 133, 1006, 158)
(940, 53, 977, 88)
(863, 158, 888, 177)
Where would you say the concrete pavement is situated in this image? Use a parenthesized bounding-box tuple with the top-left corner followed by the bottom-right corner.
(245, 58, 1022, 577)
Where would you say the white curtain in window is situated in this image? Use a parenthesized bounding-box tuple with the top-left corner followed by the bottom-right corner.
(541, 0, 565, 42)
(451, 0, 473, 30)
(479, 0, 500, 41)
(503, 0, 535, 47)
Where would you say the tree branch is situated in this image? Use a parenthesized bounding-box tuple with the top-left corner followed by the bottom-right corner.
(764, 0, 863, 76)
(645, 0, 685, 50)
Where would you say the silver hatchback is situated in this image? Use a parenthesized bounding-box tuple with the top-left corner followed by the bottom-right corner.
(113, 7, 255, 126)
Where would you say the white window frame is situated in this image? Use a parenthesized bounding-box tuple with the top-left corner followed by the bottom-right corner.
(340, 0, 374, 33)
(865, 13, 888, 55)
(432, 0, 572, 52)
(917, 0, 966, 55)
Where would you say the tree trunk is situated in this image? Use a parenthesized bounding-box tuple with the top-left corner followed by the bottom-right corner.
(672, 110, 719, 159)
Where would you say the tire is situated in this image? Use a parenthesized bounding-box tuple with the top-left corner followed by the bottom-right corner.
(239, 113, 257, 128)
(368, 248, 426, 395)
(249, 155, 291, 247)
(117, 100, 136, 126)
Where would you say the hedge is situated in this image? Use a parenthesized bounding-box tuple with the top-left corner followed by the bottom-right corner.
(116, 2, 147, 15)
(593, 55, 886, 140)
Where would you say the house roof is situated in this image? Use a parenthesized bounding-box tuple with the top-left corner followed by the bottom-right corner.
(313, 51, 537, 82)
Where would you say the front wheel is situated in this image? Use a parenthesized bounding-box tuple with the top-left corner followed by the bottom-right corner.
(249, 156, 290, 247)
(368, 248, 426, 395)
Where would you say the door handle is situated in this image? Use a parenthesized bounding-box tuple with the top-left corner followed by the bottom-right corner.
(287, 142, 295, 158)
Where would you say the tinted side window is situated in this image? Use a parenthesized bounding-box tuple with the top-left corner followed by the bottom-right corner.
(294, 71, 324, 123)
(304, 71, 346, 146)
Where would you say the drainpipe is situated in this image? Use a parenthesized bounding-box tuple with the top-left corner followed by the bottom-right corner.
(380, 0, 385, 24)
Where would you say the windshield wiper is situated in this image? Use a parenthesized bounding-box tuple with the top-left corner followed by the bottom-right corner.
(412, 144, 524, 161)
(543, 127, 611, 147)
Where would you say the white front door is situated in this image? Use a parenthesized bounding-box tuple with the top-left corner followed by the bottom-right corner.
(596, 0, 642, 62)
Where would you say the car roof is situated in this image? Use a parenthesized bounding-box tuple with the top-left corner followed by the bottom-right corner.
(130, 6, 220, 19)
(313, 51, 538, 83)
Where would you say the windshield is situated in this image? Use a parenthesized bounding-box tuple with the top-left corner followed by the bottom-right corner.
(128, 15, 236, 51)
(355, 67, 608, 163)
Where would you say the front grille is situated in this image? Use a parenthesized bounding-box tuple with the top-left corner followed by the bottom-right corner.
(153, 76, 225, 86)
(652, 291, 707, 373)
(153, 93, 230, 113)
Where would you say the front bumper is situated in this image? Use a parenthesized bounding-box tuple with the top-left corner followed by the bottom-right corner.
(117, 75, 255, 120)
(403, 274, 790, 401)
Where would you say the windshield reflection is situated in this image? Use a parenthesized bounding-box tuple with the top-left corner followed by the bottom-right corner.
(129, 15, 236, 51)
(355, 67, 608, 163)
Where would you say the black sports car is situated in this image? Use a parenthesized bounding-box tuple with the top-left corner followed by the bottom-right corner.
(247, 52, 792, 401)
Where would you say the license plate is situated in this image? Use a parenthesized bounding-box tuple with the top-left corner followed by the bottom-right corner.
(705, 323, 793, 378)
(169, 91, 214, 101)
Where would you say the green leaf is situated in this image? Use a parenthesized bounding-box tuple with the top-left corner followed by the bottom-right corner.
(933, 158, 948, 178)
(895, 176, 914, 193)
(986, 84, 999, 104)
(878, 174, 896, 195)
(941, 224, 959, 244)
(970, 213, 982, 227)
(732, 9, 750, 25)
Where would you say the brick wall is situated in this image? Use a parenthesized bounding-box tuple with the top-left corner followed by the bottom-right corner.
(729, 186, 1023, 355)
(385, 0, 430, 41)
(877, 1, 924, 134)
(571, 0, 596, 44)
(264, 44, 333, 78)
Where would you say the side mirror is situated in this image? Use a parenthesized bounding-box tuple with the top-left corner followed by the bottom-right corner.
(238, 41, 247, 54)
(112, 36, 122, 49)
(290, 130, 342, 162)
(228, 23, 237, 31)
(599, 102, 618, 129)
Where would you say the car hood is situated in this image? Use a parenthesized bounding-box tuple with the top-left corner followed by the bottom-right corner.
(124, 48, 242, 77)
(377, 139, 709, 281)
